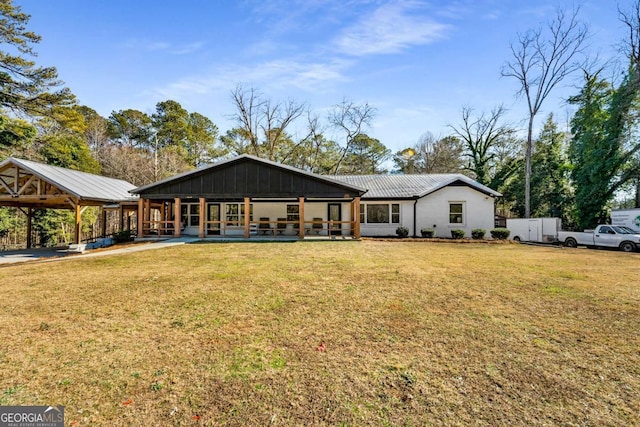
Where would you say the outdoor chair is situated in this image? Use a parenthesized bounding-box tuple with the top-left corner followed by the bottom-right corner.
(258, 217, 272, 235)
(276, 218, 287, 235)
(311, 218, 323, 235)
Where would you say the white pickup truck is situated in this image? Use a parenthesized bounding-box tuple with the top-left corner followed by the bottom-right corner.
(557, 225, 640, 252)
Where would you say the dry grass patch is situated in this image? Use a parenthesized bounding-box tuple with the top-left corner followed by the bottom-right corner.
(0, 241, 638, 426)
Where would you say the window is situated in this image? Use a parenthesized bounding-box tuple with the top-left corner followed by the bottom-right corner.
(180, 203, 200, 227)
(361, 203, 400, 224)
(449, 203, 464, 224)
(286, 204, 299, 222)
(225, 203, 253, 226)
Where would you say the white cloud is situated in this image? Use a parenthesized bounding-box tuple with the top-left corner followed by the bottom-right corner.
(334, 1, 450, 56)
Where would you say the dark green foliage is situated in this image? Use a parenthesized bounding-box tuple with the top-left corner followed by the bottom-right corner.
(112, 230, 134, 243)
(396, 226, 409, 238)
(451, 229, 465, 239)
(471, 229, 486, 240)
(420, 228, 435, 238)
(568, 70, 638, 229)
(490, 228, 510, 240)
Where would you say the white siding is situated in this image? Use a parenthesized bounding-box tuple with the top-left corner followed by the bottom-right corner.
(414, 187, 495, 238)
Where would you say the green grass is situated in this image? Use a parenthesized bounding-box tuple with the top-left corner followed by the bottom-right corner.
(0, 241, 638, 426)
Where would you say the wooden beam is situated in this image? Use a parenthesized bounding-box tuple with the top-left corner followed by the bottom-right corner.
(74, 201, 82, 244)
(101, 208, 107, 238)
(199, 198, 206, 238)
(13, 166, 18, 193)
(26, 207, 32, 249)
(174, 198, 181, 238)
(298, 197, 305, 239)
(137, 198, 144, 238)
(354, 197, 361, 239)
(244, 197, 250, 238)
(17, 174, 36, 196)
(0, 176, 15, 195)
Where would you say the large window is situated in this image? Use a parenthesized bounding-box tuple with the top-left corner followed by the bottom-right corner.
(449, 202, 464, 224)
(286, 204, 300, 222)
(360, 203, 400, 224)
(180, 203, 200, 227)
(226, 203, 253, 226)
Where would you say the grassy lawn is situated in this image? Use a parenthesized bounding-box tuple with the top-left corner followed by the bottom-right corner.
(0, 241, 638, 426)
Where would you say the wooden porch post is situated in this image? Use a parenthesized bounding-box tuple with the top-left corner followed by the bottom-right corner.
(144, 199, 151, 235)
(26, 207, 32, 249)
(174, 198, 181, 238)
(159, 202, 166, 235)
(244, 197, 250, 238)
(118, 205, 124, 230)
(101, 208, 107, 238)
(354, 197, 361, 239)
(199, 197, 206, 238)
(298, 197, 305, 239)
(74, 201, 82, 244)
(137, 198, 144, 238)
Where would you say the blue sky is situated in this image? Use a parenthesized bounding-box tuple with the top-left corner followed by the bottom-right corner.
(22, 0, 628, 154)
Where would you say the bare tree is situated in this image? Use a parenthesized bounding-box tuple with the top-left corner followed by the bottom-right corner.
(502, 7, 587, 217)
(394, 132, 464, 174)
(327, 99, 376, 173)
(448, 105, 515, 185)
(228, 84, 305, 161)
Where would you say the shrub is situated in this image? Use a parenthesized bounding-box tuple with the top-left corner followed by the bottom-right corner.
(451, 229, 465, 239)
(420, 228, 435, 238)
(396, 226, 409, 238)
(112, 229, 134, 243)
(490, 228, 510, 240)
(471, 228, 486, 240)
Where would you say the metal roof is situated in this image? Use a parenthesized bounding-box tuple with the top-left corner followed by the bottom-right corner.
(331, 174, 502, 199)
(1, 157, 138, 202)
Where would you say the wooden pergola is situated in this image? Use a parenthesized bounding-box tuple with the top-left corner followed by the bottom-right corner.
(0, 157, 137, 247)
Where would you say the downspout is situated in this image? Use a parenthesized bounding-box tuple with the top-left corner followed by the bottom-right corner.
(413, 197, 419, 238)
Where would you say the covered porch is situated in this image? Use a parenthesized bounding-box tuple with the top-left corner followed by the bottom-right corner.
(131, 155, 367, 240)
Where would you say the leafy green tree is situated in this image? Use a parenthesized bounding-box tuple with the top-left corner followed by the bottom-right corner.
(108, 109, 153, 148)
(185, 112, 221, 167)
(568, 70, 638, 229)
(0, 114, 36, 156)
(393, 133, 464, 174)
(504, 114, 573, 223)
(0, 0, 73, 117)
(339, 133, 390, 174)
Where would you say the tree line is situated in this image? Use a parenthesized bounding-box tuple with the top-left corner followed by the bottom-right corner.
(1, 1, 640, 247)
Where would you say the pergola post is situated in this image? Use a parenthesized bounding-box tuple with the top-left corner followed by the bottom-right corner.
(354, 197, 361, 239)
(244, 197, 250, 238)
(26, 207, 32, 249)
(174, 198, 181, 238)
(159, 202, 166, 235)
(298, 197, 305, 239)
(101, 208, 107, 238)
(199, 197, 206, 238)
(137, 198, 144, 238)
(74, 201, 82, 244)
(144, 199, 151, 235)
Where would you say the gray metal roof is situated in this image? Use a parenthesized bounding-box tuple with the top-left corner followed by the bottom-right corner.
(2, 157, 138, 202)
(331, 174, 502, 199)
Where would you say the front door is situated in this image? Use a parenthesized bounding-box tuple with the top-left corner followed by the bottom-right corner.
(328, 203, 341, 235)
(207, 204, 220, 235)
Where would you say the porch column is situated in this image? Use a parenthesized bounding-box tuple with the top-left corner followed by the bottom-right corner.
(174, 198, 181, 238)
(298, 197, 305, 239)
(159, 202, 166, 235)
(74, 201, 82, 244)
(101, 208, 107, 238)
(354, 197, 361, 239)
(118, 205, 124, 230)
(199, 197, 206, 238)
(26, 207, 32, 249)
(244, 197, 250, 238)
(137, 198, 144, 238)
(144, 199, 151, 235)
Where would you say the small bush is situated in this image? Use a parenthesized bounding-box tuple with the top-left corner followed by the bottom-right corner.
(490, 228, 510, 240)
(451, 229, 465, 239)
(112, 229, 134, 243)
(396, 226, 409, 238)
(471, 228, 486, 240)
(420, 228, 435, 238)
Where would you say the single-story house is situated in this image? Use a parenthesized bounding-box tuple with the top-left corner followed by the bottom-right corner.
(131, 155, 501, 239)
